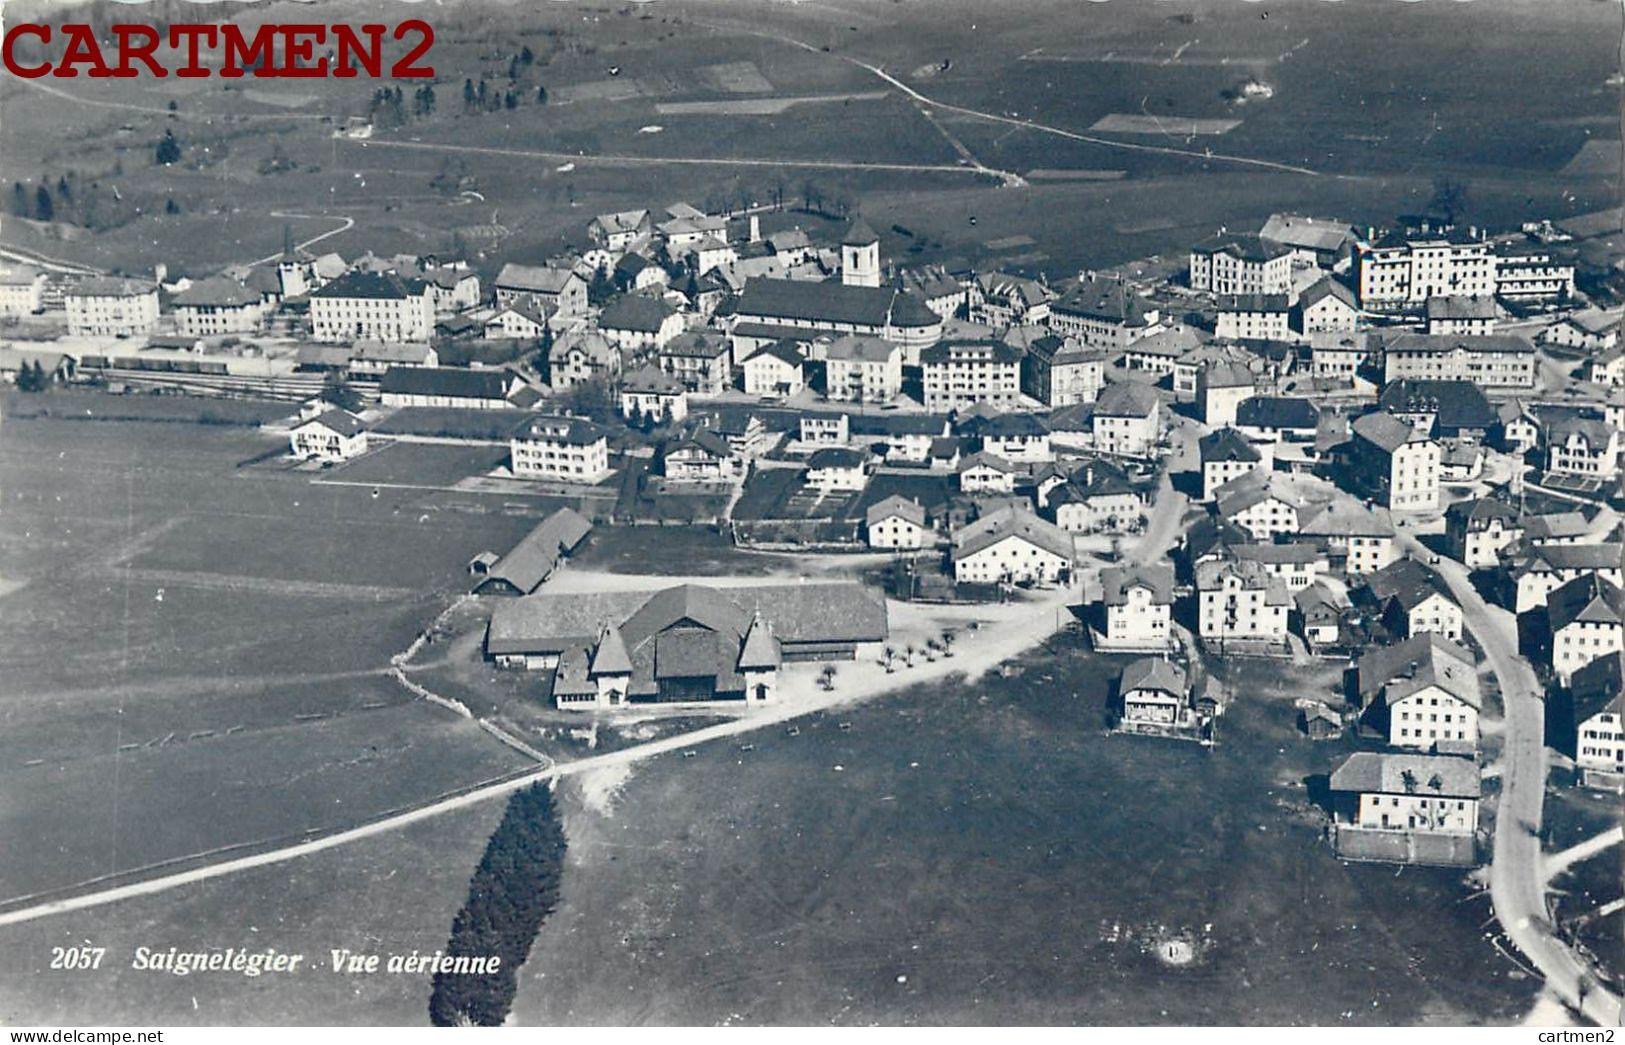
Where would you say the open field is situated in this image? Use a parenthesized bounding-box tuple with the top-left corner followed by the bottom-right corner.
(2, 0, 1615, 279)
(0, 611, 1544, 1025)
(0, 415, 543, 903)
(504, 638, 1538, 1025)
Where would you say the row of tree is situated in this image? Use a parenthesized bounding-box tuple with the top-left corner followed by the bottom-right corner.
(13, 361, 52, 393)
(427, 782, 568, 1027)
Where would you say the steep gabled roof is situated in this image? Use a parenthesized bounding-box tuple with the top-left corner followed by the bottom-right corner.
(1329, 751, 1479, 799)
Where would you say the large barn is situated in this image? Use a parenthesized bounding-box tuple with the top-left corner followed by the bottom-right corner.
(484, 581, 889, 709)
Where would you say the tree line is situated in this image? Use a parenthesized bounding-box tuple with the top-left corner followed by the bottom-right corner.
(427, 782, 568, 1027)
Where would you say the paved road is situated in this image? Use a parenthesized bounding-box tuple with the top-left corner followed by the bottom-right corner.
(1401, 533, 1623, 1026)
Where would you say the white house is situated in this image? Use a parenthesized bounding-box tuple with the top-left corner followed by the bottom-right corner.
(510, 415, 611, 483)
(952, 507, 1073, 586)
(741, 342, 805, 398)
(289, 408, 368, 463)
(619, 366, 689, 425)
(805, 448, 869, 492)
(1548, 574, 1625, 685)
(1357, 633, 1481, 752)
(1196, 559, 1291, 649)
(1095, 565, 1175, 652)
(1570, 653, 1624, 790)
(866, 495, 932, 550)
(1092, 382, 1160, 457)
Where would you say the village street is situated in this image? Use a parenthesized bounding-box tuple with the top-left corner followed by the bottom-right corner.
(1400, 531, 1624, 1027)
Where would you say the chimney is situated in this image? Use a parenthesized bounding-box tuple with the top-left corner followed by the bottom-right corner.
(749, 214, 761, 243)
(154, 262, 168, 284)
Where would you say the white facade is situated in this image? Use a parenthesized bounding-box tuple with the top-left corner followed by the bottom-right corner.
(65, 283, 160, 337)
(1390, 688, 1479, 751)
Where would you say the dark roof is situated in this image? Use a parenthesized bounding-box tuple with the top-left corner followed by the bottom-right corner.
(807, 447, 868, 470)
(978, 412, 1049, 438)
(842, 216, 879, 246)
(1547, 574, 1625, 633)
(1425, 295, 1496, 321)
(621, 365, 684, 395)
(1352, 411, 1430, 453)
(1384, 332, 1534, 357)
(1364, 557, 1455, 612)
(173, 277, 260, 308)
(1052, 275, 1152, 326)
(1329, 752, 1480, 799)
(921, 339, 1022, 367)
(1356, 632, 1479, 708)
(851, 414, 950, 437)
(1191, 232, 1292, 264)
(380, 366, 510, 400)
(1217, 293, 1291, 313)
(474, 508, 593, 595)
(311, 270, 415, 301)
(298, 408, 366, 437)
(1236, 396, 1320, 431)
(486, 581, 887, 656)
(747, 340, 806, 368)
(735, 277, 923, 330)
(1100, 564, 1175, 606)
(1299, 277, 1358, 311)
(660, 329, 729, 359)
(1199, 428, 1261, 464)
(1571, 652, 1624, 722)
(600, 293, 678, 333)
(513, 415, 605, 446)
(1120, 657, 1187, 697)
(1378, 379, 1497, 432)
(1094, 381, 1160, 418)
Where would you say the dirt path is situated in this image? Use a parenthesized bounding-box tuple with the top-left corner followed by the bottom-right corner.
(0, 580, 1077, 928)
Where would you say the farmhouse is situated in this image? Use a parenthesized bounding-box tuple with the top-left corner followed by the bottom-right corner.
(484, 305, 549, 341)
(1259, 213, 1358, 268)
(1235, 396, 1321, 443)
(470, 508, 593, 596)
(378, 366, 520, 410)
(487, 581, 887, 708)
(1049, 460, 1147, 534)
(1328, 752, 1479, 865)
(494, 263, 587, 314)
(1214, 471, 1304, 541)
(588, 209, 652, 251)
(1356, 633, 1481, 751)
(64, 277, 159, 337)
(1115, 658, 1214, 738)
(1095, 564, 1176, 653)
(510, 415, 611, 483)
(1544, 309, 1620, 354)
(288, 409, 368, 463)
(1299, 500, 1399, 575)
(951, 506, 1073, 586)
(865, 495, 932, 550)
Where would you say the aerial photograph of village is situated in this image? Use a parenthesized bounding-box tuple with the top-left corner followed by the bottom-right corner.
(0, 0, 1620, 1030)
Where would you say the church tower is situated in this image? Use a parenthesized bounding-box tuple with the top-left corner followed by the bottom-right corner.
(840, 216, 881, 288)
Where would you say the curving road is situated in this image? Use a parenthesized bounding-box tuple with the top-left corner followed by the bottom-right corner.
(1399, 532, 1623, 1026)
